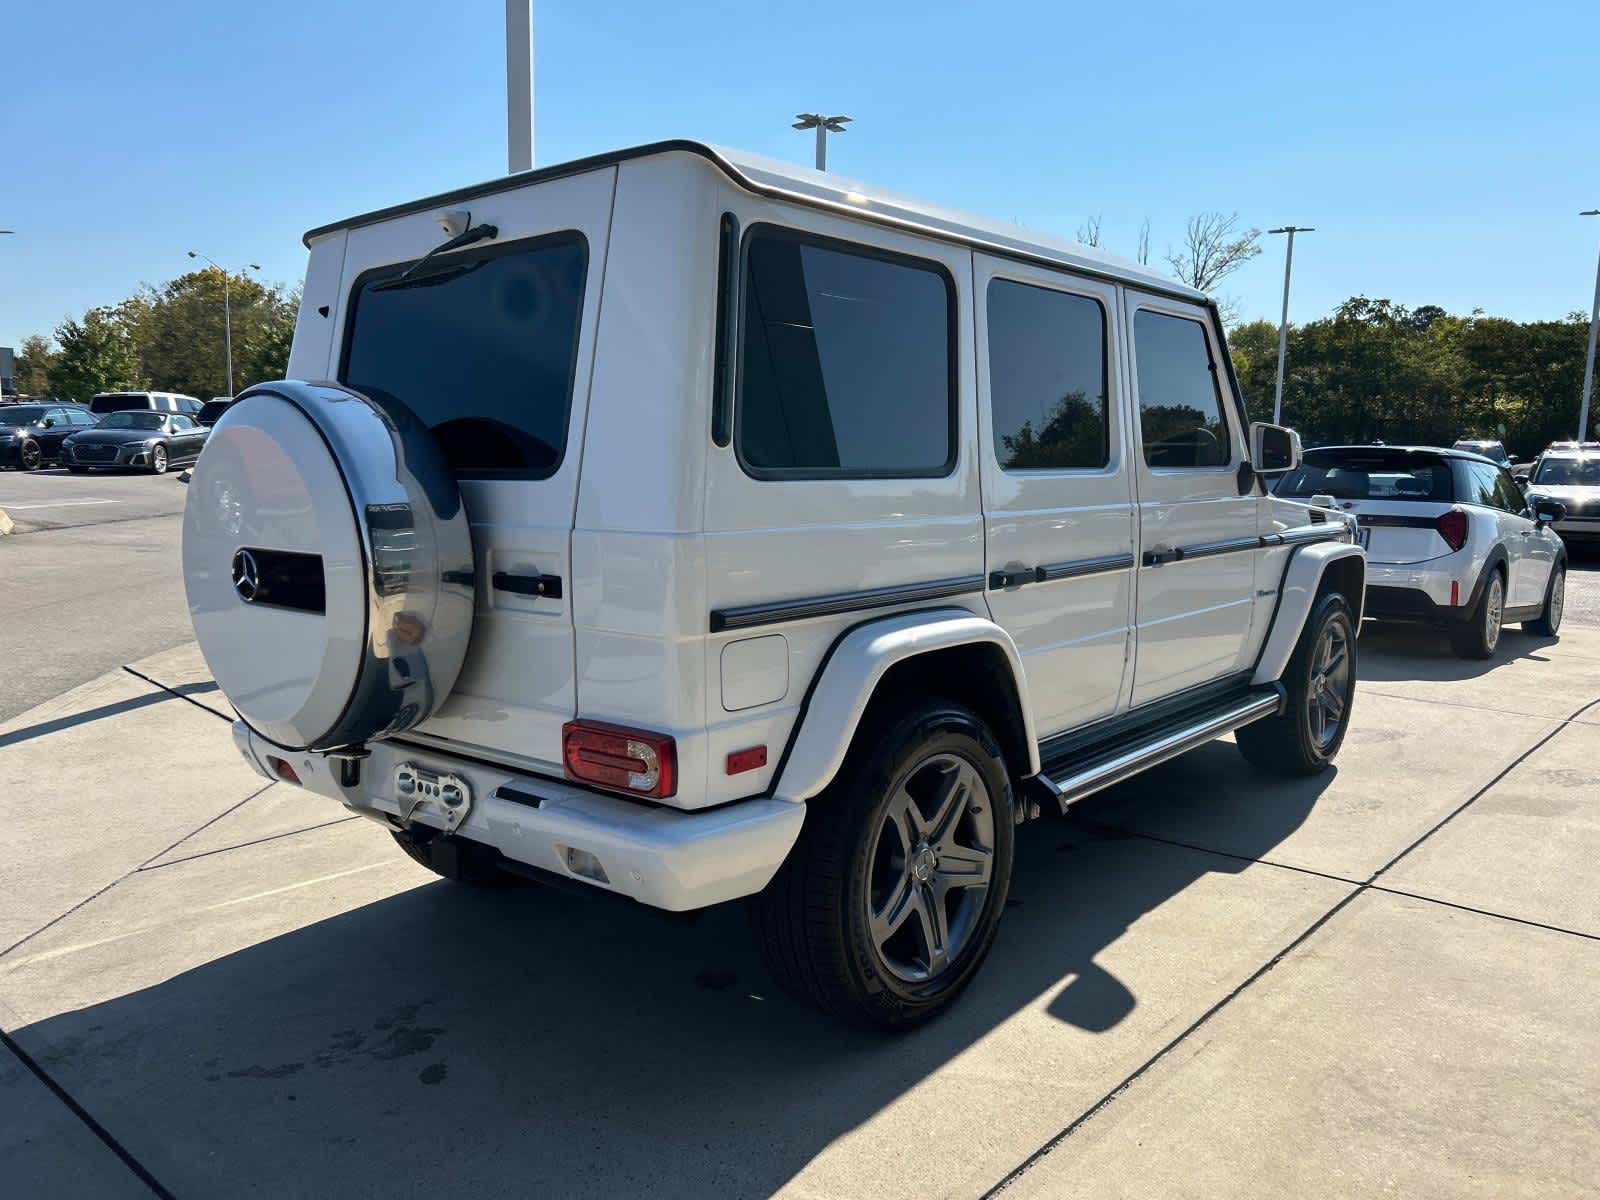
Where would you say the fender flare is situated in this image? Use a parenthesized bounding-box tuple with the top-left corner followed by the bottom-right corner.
(770, 607, 1040, 804)
(1250, 542, 1367, 686)
(1461, 545, 1509, 614)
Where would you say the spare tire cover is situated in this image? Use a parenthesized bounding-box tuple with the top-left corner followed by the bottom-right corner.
(183, 380, 475, 752)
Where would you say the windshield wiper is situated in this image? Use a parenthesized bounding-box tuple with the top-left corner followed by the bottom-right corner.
(390, 219, 499, 284)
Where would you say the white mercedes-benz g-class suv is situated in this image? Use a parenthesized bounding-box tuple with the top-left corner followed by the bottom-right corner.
(183, 141, 1364, 1028)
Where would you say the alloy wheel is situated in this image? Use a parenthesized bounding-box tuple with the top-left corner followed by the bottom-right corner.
(1306, 618, 1352, 752)
(866, 753, 996, 983)
(1484, 576, 1503, 651)
(20, 441, 41, 471)
(1549, 569, 1565, 632)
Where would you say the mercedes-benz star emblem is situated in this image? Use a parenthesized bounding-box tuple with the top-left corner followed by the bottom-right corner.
(231, 549, 260, 603)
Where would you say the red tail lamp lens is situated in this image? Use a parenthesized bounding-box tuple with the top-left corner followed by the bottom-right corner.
(562, 721, 677, 799)
(265, 755, 301, 785)
(1435, 508, 1469, 552)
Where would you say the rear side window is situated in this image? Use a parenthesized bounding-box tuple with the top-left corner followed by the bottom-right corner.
(1454, 461, 1502, 509)
(1133, 310, 1230, 468)
(91, 393, 148, 414)
(736, 227, 954, 478)
(1276, 455, 1453, 501)
(986, 279, 1109, 471)
(340, 233, 588, 479)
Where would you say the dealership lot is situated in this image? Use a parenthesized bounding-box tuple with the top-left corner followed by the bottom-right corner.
(1, 501, 1598, 1198)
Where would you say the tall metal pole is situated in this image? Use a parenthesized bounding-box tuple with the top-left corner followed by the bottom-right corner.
(221, 274, 233, 397)
(506, 1, 534, 173)
(1579, 210, 1600, 444)
(815, 123, 826, 171)
(0, 232, 12, 399)
(1268, 226, 1313, 426)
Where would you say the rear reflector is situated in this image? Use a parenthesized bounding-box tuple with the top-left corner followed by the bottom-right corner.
(265, 755, 301, 785)
(562, 720, 677, 799)
(726, 745, 768, 775)
(1435, 508, 1469, 552)
(1451, 580, 1460, 607)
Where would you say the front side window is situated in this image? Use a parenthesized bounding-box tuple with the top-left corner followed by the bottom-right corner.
(737, 227, 954, 477)
(1133, 310, 1230, 469)
(987, 279, 1109, 471)
(1455, 461, 1503, 509)
(340, 233, 588, 478)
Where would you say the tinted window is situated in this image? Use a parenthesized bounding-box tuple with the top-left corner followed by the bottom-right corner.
(69, 408, 95, 425)
(1133, 311, 1229, 468)
(99, 412, 165, 430)
(987, 279, 1108, 471)
(737, 228, 953, 477)
(1275, 452, 1453, 501)
(340, 233, 588, 478)
(1455, 461, 1503, 509)
(2, 406, 48, 425)
(1491, 467, 1525, 513)
(171, 415, 195, 431)
(91, 394, 149, 413)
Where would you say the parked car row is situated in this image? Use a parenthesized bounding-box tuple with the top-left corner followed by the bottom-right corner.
(1, 392, 227, 473)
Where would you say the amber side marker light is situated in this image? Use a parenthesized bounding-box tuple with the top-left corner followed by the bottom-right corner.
(265, 755, 301, 785)
(562, 720, 677, 799)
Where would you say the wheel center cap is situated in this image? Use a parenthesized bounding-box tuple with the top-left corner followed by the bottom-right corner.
(911, 845, 937, 882)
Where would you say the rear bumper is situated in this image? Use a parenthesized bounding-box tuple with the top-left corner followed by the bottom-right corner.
(231, 721, 804, 911)
(1363, 584, 1450, 625)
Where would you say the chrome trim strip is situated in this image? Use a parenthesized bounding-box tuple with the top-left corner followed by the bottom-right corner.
(1042, 690, 1284, 808)
(710, 575, 987, 633)
(1275, 524, 1349, 546)
(1174, 535, 1264, 561)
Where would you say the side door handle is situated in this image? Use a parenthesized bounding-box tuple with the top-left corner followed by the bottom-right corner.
(988, 566, 1045, 589)
(492, 571, 563, 599)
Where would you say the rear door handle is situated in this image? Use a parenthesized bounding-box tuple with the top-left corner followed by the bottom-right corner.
(492, 571, 563, 599)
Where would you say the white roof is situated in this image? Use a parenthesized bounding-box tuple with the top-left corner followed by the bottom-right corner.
(708, 143, 1204, 301)
(305, 140, 1206, 302)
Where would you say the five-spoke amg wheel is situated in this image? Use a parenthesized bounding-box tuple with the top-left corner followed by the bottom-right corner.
(1237, 590, 1357, 776)
(750, 699, 1015, 1029)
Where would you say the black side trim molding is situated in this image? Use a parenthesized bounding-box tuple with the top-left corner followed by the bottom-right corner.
(710, 575, 986, 633)
(1145, 524, 1346, 566)
(989, 552, 1136, 590)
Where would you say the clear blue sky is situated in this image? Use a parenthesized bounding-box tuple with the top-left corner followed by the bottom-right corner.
(4, 0, 1598, 354)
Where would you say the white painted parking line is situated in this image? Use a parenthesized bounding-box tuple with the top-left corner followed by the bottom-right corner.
(0, 498, 124, 511)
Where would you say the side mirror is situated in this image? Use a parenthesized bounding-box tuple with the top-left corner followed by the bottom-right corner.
(42, 418, 55, 428)
(1534, 498, 1566, 526)
(1249, 421, 1302, 475)
(1514, 473, 1530, 486)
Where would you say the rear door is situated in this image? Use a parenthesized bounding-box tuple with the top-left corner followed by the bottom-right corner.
(331, 168, 616, 773)
(1124, 294, 1259, 705)
(975, 256, 1135, 735)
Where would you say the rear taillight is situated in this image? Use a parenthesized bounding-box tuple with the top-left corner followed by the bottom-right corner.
(1435, 508, 1469, 552)
(562, 720, 677, 799)
(265, 755, 301, 786)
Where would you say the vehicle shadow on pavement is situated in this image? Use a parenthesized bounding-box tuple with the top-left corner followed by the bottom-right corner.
(11, 744, 1323, 1197)
(1357, 623, 1558, 682)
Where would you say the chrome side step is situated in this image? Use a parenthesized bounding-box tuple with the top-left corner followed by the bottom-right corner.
(1033, 687, 1284, 815)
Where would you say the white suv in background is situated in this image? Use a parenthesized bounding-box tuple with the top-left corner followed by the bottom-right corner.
(182, 141, 1364, 1028)
(1275, 445, 1566, 656)
(1520, 445, 1600, 548)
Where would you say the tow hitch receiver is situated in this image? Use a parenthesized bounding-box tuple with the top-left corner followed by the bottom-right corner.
(395, 762, 473, 833)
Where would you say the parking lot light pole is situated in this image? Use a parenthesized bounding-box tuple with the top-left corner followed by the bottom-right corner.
(506, 1, 534, 173)
(792, 114, 851, 171)
(1579, 210, 1600, 444)
(186, 253, 262, 397)
(0, 231, 11, 399)
(1268, 226, 1313, 426)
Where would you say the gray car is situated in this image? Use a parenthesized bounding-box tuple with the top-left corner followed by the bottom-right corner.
(60, 410, 210, 474)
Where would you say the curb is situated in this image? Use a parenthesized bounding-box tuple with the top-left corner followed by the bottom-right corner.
(0, 507, 12, 537)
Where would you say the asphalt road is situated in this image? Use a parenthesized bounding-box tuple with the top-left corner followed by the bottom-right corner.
(0, 468, 192, 722)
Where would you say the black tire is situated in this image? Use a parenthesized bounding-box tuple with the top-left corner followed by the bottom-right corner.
(389, 827, 508, 886)
(1237, 590, 1357, 776)
(1448, 568, 1505, 659)
(1521, 561, 1565, 638)
(17, 439, 42, 471)
(748, 698, 1015, 1030)
(148, 444, 169, 475)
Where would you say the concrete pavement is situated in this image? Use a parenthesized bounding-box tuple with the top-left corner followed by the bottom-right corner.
(1, 622, 1596, 1198)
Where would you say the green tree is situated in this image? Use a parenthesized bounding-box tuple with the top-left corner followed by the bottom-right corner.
(14, 334, 56, 397)
(240, 286, 300, 388)
(50, 305, 141, 400)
